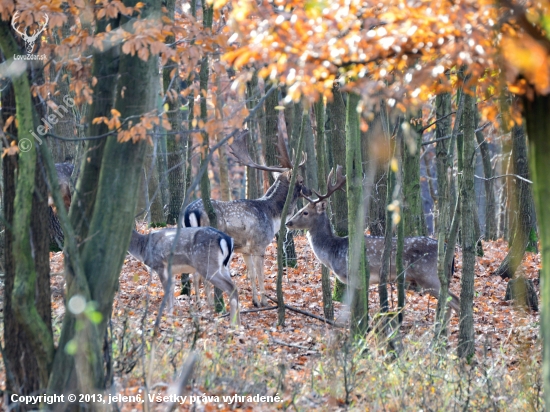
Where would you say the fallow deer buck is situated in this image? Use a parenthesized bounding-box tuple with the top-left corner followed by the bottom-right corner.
(184, 130, 309, 307)
(128, 227, 240, 325)
(286, 166, 461, 321)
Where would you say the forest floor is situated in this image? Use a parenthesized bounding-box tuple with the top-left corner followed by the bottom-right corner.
(1, 230, 542, 411)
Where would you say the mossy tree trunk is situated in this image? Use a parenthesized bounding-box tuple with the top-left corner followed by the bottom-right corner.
(163, 0, 185, 225)
(494, 124, 538, 278)
(0, 20, 54, 394)
(48, 0, 159, 394)
(474, 110, 497, 240)
(198, 3, 224, 312)
(326, 84, 348, 302)
(433, 91, 453, 341)
(523, 92, 550, 412)
(402, 109, 427, 237)
(457, 85, 476, 360)
(313, 100, 334, 321)
(245, 71, 261, 199)
(276, 108, 306, 326)
(346, 93, 370, 337)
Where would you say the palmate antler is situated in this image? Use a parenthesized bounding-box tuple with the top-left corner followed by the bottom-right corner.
(301, 165, 346, 203)
(229, 128, 306, 172)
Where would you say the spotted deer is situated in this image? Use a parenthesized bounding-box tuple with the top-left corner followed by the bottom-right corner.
(286, 166, 461, 321)
(128, 227, 240, 325)
(184, 130, 309, 307)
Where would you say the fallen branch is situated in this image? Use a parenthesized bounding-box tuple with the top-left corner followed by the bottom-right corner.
(267, 296, 345, 327)
(220, 306, 278, 318)
(271, 337, 311, 350)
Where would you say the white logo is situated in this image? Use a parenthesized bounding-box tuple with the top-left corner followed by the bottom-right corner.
(11, 11, 48, 54)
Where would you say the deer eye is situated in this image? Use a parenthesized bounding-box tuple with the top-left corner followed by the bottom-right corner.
(303, 211, 308, 216)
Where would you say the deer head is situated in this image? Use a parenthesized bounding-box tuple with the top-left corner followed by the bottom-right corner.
(12, 12, 49, 54)
(286, 165, 346, 230)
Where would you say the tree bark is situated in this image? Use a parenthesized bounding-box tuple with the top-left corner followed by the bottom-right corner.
(163, 0, 185, 225)
(434, 91, 453, 341)
(523, 92, 550, 412)
(493, 124, 538, 278)
(245, 71, 261, 199)
(312, 101, 334, 321)
(49, 0, 159, 393)
(326, 85, 348, 302)
(276, 108, 306, 326)
(402, 109, 427, 236)
(346, 93, 370, 337)
(457, 85, 476, 359)
(475, 110, 497, 240)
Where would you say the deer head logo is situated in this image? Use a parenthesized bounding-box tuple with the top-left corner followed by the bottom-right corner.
(11, 12, 48, 54)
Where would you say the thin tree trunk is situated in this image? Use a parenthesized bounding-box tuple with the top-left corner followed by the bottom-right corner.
(346, 93, 370, 337)
(494, 124, 537, 278)
(245, 71, 260, 199)
(312, 101, 334, 321)
(475, 110, 497, 240)
(402, 109, 427, 236)
(198, 3, 224, 312)
(458, 83, 476, 359)
(326, 85, 348, 302)
(277, 108, 306, 326)
(434, 91, 452, 341)
(164, 13, 185, 225)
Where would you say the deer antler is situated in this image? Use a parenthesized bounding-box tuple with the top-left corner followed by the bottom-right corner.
(302, 165, 346, 203)
(11, 12, 26, 39)
(229, 130, 288, 173)
(275, 110, 307, 169)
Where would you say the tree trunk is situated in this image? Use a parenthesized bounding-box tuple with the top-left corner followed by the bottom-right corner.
(245, 71, 261, 199)
(276, 108, 306, 326)
(346, 93, 370, 337)
(457, 84, 476, 359)
(363, 111, 387, 236)
(493, 124, 538, 278)
(264, 84, 278, 188)
(402, 109, 427, 237)
(163, 0, 185, 225)
(312, 101, 334, 321)
(0, 22, 54, 393)
(475, 110, 497, 240)
(49, 0, 159, 393)
(326, 85, 348, 302)
(434, 91, 453, 341)
(198, 3, 224, 312)
(523, 92, 550, 412)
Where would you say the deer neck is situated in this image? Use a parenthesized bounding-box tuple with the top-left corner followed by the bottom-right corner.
(260, 177, 292, 218)
(307, 214, 338, 248)
(128, 230, 148, 262)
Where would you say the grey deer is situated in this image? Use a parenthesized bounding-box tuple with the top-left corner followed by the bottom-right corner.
(128, 227, 240, 325)
(286, 166, 461, 321)
(184, 130, 309, 307)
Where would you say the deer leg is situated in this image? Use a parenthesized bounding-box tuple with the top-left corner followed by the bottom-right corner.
(192, 272, 201, 305)
(204, 278, 214, 306)
(204, 269, 241, 326)
(254, 255, 268, 307)
(243, 254, 260, 307)
(160, 267, 174, 313)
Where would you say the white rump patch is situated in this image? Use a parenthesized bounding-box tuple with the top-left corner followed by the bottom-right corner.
(189, 212, 199, 227)
(220, 238, 229, 261)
